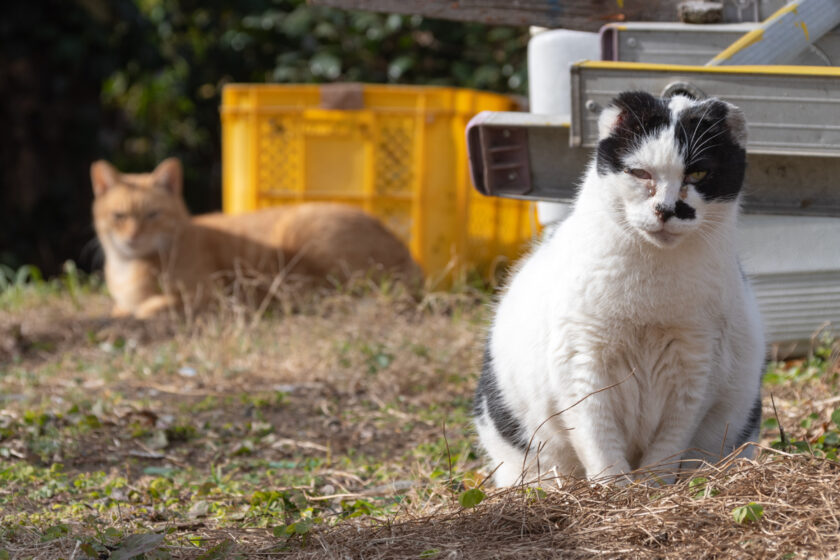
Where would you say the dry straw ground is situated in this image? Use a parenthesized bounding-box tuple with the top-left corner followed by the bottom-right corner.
(1, 272, 839, 559)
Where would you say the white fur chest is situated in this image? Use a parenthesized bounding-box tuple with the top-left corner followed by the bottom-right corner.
(544, 207, 735, 330)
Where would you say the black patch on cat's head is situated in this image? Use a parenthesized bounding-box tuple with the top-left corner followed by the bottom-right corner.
(474, 344, 528, 451)
(596, 91, 671, 176)
(674, 99, 747, 202)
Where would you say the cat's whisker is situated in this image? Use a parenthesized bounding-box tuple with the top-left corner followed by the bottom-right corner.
(676, 118, 691, 160)
(692, 227, 720, 252)
(687, 102, 713, 155)
(689, 128, 728, 162)
(80, 236, 105, 269)
(621, 102, 648, 138)
(692, 136, 725, 160)
(688, 140, 724, 166)
(689, 115, 727, 154)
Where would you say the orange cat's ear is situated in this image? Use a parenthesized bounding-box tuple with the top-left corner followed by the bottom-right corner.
(153, 158, 183, 196)
(91, 160, 119, 197)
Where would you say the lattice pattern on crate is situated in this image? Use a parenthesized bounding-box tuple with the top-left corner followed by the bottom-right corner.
(257, 116, 300, 195)
(467, 195, 535, 259)
(374, 116, 415, 196)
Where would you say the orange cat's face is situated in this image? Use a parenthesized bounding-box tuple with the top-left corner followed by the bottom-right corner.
(91, 158, 189, 259)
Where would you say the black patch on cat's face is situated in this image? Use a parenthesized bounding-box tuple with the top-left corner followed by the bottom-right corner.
(474, 344, 528, 451)
(674, 100, 746, 202)
(735, 393, 763, 447)
(596, 91, 671, 176)
(674, 200, 696, 220)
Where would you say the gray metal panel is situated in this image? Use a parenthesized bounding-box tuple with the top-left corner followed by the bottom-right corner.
(468, 111, 840, 216)
(751, 271, 840, 344)
(602, 23, 840, 66)
(739, 215, 840, 345)
(743, 154, 840, 216)
(527, 126, 590, 203)
(570, 63, 840, 157)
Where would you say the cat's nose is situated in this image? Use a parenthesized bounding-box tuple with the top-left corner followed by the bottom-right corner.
(654, 204, 675, 222)
(124, 223, 141, 241)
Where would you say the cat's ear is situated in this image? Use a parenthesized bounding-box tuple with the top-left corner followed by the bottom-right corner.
(597, 106, 624, 141)
(152, 158, 183, 196)
(723, 102, 748, 148)
(90, 160, 119, 197)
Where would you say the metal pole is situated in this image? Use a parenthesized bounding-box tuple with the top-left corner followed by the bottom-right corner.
(708, 0, 840, 65)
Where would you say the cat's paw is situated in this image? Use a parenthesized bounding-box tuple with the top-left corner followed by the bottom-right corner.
(110, 306, 133, 318)
(633, 470, 677, 487)
(607, 474, 635, 488)
(589, 471, 634, 487)
(135, 296, 178, 319)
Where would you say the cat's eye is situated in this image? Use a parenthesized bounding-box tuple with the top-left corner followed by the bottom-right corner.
(684, 170, 708, 184)
(146, 210, 160, 220)
(112, 212, 127, 221)
(625, 168, 652, 180)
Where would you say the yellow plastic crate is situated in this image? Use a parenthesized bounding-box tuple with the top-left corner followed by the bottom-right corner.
(221, 83, 538, 284)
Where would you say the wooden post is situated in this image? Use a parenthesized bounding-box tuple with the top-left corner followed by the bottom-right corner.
(308, 0, 687, 31)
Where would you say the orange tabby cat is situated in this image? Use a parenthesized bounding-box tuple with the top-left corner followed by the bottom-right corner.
(91, 158, 422, 318)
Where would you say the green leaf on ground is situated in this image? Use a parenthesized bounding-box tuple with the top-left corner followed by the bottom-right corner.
(732, 502, 764, 524)
(110, 533, 165, 560)
(40, 524, 69, 541)
(197, 540, 234, 560)
(458, 488, 485, 508)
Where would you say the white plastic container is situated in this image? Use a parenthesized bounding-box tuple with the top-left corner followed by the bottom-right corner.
(528, 28, 599, 226)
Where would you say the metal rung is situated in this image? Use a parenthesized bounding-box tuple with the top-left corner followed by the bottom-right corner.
(708, 0, 840, 65)
(601, 22, 840, 66)
(570, 61, 840, 158)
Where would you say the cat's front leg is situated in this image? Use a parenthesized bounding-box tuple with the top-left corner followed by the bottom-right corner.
(636, 380, 708, 484)
(561, 382, 633, 483)
(111, 305, 133, 318)
(135, 294, 179, 319)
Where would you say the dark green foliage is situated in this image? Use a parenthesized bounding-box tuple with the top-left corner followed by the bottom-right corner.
(0, 0, 156, 275)
(0, 0, 528, 276)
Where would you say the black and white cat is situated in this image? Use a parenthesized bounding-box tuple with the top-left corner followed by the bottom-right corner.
(474, 91, 765, 486)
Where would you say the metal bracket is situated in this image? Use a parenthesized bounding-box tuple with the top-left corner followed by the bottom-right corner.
(467, 113, 533, 197)
(467, 112, 591, 203)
